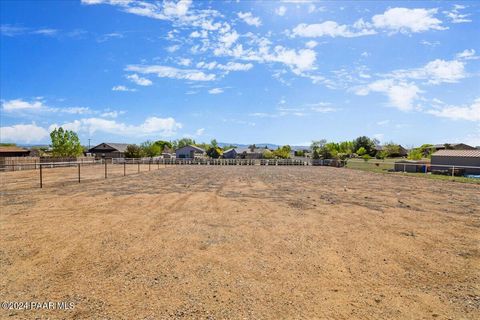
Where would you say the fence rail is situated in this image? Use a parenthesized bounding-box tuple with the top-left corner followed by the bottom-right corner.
(1, 157, 479, 189)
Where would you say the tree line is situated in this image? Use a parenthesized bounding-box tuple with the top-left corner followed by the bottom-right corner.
(45, 128, 431, 161)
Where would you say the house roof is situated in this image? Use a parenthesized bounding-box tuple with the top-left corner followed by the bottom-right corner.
(235, 147, 267, 154)
(89, 142, 130, 152)
(432, 149, 480, 157)
(0, 146, 29, 153)
(176, 145, 205, 152)
(223, 148, 236, 153)
(433, 143, 474, 149)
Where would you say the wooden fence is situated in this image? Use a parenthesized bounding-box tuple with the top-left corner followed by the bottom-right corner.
(0, 157, 96, 172)
(113, 158, 311, 166)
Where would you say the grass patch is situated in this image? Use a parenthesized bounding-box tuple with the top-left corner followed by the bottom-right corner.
(345, 159, 480, 185)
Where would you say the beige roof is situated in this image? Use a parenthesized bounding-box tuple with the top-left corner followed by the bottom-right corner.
(432, 149, 480, 157)
(0, 146, 29, 153)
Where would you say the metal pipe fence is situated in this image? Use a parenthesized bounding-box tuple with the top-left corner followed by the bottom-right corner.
(1, 157, 479, 190)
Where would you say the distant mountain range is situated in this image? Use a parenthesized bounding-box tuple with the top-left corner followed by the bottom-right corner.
(218, 143, 310, 151)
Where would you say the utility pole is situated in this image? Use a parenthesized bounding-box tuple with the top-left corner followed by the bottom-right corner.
(88, 138, 91, 149)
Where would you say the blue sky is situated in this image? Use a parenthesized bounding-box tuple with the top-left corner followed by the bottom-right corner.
(1, 0, 479, 147)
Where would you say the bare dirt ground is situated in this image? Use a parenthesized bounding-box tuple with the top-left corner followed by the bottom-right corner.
(1, 166, 479, 319)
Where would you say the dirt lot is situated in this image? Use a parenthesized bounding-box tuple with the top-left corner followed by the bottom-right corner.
(1, 166, 479, 319)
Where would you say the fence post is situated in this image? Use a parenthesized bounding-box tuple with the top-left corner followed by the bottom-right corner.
(452, 165, 455, 180)
(105, 160, 107, 179)
(403, 163, 406, 173)
(149, 160, 151, 171)
(124, 161, 126, 176)
(78, 163, 81, 183)
(39, 164, 43, 188)
(138, 161, 140, 173)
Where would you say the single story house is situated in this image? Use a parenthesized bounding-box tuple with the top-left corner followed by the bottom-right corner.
(0, 146, 30, 157)
(235, 147, 268, 159)
(433, 143, 475, 151)
(374, 144, 408, 157)
(431, 149, 480, 175)
(88, 142, 129, 159)
(222, 148, 237, 159)
(394, 160, 430, 173)
(175, 145, 206, 159)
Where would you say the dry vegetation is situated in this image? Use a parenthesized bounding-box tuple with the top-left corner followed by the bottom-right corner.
(1, 166, 479, 319)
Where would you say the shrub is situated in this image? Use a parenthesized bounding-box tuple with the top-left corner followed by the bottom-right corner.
(357, 147, 367, 156)
(407, 149, 423, 160)
(362, 154, 371, 161)
(263, 150, 274, 159)
(206, 147, 223, 158)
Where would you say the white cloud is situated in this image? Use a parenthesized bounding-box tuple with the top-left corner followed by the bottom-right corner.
(97, 32, 123, 42)
(390, 59, 466, 84)
(31, 28, 58, 36)
(0, 122, 49, 143)
(372, 8, 446, 33)
(126, 73, 153, 86)
(166, 44, 180, 52)
(237, 12, 262, 27)
(112, 85, 137, 92)
(355, 79, 421, 111)
(195, 128, 205, 136)
(51, 116, 182, 137)
(443, 5, 471, 24)
(100, 110, 125, 118)
(427, 98, 480, 122)
(163, 0, 192, 17)
(195, 61, 253, 72)
(126, 64, 216, 81)
(218, 30, 239, 48)
(178, 58, 192, 66)
(305, 40, 317, 48)
(208, 88, 223, 94)
(456, 49, 478, 60)
(292, 21, 376, 38)
(0, 25, 58, 37)
(271, 47, 316, 73)
(2, 99, 44, 111)
(275, 6, 287, 16)
(61, 107, 92, 115)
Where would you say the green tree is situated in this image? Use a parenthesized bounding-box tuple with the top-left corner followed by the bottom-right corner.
(125, 144, 144, 158)
(338, 141, 354, 155)
(311, 139, 326, 159)
(375, 150, 388, 160)
(50, 127, 83, 157)
(222, 144, 237, 151)
(140, 141, 161, 157)
(206, 146, 223, 158)
(154, 140, 173, 153)
(407, 149, 423, 160)
(173, 138, 196, 149)
(353, 136, 376, 156)
(294, 150, 305, 157)
(273, 145, 292, 159)
(263, 150, 274, 159)
(382, 142, 401, 157)
(210, 139, 218, 148)
(417, 144, 435, 158)
(356, 147, 367, 156)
